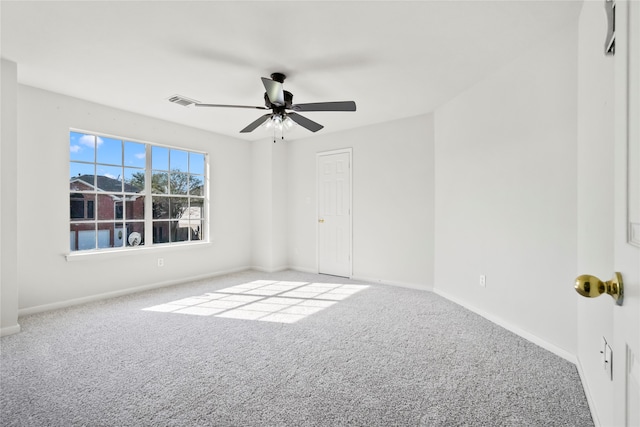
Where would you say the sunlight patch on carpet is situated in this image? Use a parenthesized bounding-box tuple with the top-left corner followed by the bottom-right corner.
(142, 280, 369, 323)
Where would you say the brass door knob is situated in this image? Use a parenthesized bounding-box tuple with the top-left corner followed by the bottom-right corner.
(574, 272, 624, 306)
(318, 219, 324, 223)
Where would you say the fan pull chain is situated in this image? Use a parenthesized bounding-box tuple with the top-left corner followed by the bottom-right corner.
(273, 127, 285, 143)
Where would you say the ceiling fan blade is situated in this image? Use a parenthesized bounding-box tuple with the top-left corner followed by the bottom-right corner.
(195, 103, 268, 110)
(261, 77, 285, 106)
(240, 114, 272, 133)
(288, 112, 324, 132)
(292, 101, 356, 112)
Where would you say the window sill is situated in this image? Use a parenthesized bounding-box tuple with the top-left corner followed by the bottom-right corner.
(65, 241, 212, 262)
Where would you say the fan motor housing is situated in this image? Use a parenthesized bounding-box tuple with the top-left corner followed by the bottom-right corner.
(264, 90, 293, 110)
(271, 72, 286, 83)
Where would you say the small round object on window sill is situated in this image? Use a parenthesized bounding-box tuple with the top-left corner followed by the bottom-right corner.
(128, 232, 141, 246)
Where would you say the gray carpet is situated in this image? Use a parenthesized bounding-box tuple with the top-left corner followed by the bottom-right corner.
(1, 270, 593, 426)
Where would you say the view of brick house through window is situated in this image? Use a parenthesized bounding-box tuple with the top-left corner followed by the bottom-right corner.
(69, 131, 206, 252)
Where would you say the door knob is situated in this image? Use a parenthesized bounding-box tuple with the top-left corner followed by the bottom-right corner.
(318, 218, 325, 223)
(574, 272, 624, 306)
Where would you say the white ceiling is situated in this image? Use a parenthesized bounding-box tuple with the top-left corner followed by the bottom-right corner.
(1, 0, 582, 141)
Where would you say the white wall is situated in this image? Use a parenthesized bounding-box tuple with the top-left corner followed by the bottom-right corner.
(287, 114, 435, 289)
(16, 85, 252, 312)
(433, 22, 579, 357)
(1, 59, 20, 335)
(576, 1, 615, 424)
(251, 139, 273, 270)
(272, 139, 288, 270)
(251, 138, 288, 272)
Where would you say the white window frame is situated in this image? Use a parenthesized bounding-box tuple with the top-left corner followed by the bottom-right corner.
(68, 129, 209, 256)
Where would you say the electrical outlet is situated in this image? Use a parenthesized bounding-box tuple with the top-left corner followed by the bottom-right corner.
(479, 275, 486, 287)
(157, 258, 164, 267)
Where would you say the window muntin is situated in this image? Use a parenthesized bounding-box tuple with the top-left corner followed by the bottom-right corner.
(69, 131, 206, 252)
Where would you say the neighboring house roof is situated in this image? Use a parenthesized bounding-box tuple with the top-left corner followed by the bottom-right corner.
(70, 174, 140, 193)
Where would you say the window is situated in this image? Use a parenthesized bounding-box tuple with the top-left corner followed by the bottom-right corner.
(150, 147, 205, 244)
(69, 131, 207, 252)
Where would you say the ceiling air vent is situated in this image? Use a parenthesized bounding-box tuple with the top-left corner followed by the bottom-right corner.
(167, 94, 199, 107)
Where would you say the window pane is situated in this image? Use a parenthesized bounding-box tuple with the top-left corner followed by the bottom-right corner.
(189, 175, 204, 196)
(115, 202, 123, 220)
(153, 221, 170, 244)
(124, 141, 145, 168)
(126, 222, 144, 246)
(172, 220, 189, 242)
(125, 197, 145, 220)
(96, 223, 118, 248)
(70, 196, 85, 219)
(170, 149, 188, 172)
(190, 198, 204, 220)
(190, 220, 204, 241)
(151, 172, 169, 194)
(152, 146, 169, 171)
(152, 197, 169, 219)
(124, 168, 144, 193)
(189, 152, 205, 175)
(170, 197, 188, 219)
(74, 225, 97, 251)
(96, 195, 119, 221)
(96, 166, 123, 192)
(97, 137, 122, 166)
(70, 194, 95, 221)
(70, 132, 96, 163)
(178, 200, 202, 241)
(70, 163, 95, 190)
(170, 171, 189, 195)
(113, 224, 126, 248)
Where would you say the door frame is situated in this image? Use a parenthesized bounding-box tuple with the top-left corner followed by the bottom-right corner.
(614, 1, 640, 425)
(316, 148, 353, 277)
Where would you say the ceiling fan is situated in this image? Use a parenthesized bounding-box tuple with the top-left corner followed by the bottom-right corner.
(192, 73, 356, 134)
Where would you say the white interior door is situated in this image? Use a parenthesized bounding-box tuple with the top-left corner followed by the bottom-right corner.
(614, 2, 640, 425)
(317, 149, 352, 277)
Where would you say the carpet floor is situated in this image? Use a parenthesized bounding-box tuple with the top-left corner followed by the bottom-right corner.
(0, 270, 593, 426)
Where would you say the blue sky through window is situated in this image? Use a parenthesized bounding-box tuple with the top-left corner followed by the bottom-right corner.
(170, 149, 188, 171)
(124, 141, 145, 168)
(71, 131, 204, 191)
(190, 152, 205, 175)
(70, 162, 94, 179)
(70, 131, 97, 163)
(152, 146, 169, 170)
(97, 137, 122, 165)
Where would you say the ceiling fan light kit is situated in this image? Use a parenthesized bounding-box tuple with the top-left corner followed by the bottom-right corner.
(176, 73, 356, 140)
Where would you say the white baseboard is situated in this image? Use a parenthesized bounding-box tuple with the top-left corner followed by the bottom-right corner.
(18, 266, 251, 317)
(433, 288, 576, 364)
(351, 275, 432, 291)
(288, 266, 317, 274)
(250, 265, 289, 273)
(1, 324, 21, 337)
(575, 358, 601, 427)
